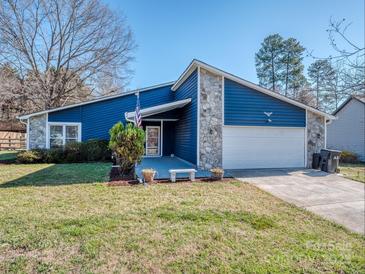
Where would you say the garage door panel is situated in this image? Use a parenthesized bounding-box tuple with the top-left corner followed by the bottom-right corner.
(223, 127, 305, 169)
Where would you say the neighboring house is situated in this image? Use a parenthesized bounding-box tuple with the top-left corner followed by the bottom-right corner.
(18, 60, 334, 169)
(327, 95, 365, 161)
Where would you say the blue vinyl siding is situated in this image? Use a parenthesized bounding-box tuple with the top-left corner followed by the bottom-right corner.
(49, 84, 174, 141)
(174, 69, 198, 164)
(163, 121, 175, 156)
(224, 79, 306, 127)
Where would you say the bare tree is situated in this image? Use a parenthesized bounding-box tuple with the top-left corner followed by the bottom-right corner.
(0, 0, 135, 111)
(327, 18, 365, 95)
(295, 85, 316, 107)
(308, 18, 364, 110)
(0, 63, 25, 120)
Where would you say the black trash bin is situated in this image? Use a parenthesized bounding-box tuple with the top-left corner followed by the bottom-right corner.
(312, 153, 321, 169)
(319, 149, 341, 173)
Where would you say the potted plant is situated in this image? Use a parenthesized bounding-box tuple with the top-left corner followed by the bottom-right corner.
(210, 168, 224, 180)
(142, 168, 156, 183)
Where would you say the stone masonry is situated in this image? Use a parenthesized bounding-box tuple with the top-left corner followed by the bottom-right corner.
(199, 68, 223, 169)
(307, 111, 325, 167)
(29, 114, 47, 149)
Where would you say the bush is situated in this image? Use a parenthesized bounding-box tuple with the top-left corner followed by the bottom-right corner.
(81, 139, 111, 162)
(16, 150, 44, 164)
(109, 122, 145, 175)
(340, 151, 359, 164)
(32, 148, 48, 161)
(16, 139, 111, 164)
(64, 142, 83, 163)
(44, 148, 64, 163)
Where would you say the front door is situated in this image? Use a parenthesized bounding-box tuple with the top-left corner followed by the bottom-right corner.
(146, 126, 160, 156)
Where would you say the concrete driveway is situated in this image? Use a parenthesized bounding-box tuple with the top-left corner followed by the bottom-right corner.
(230, 169, 365, 234)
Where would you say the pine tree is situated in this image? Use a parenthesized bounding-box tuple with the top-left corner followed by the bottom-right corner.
(307, 60, 336, 111)
(255, 34, 284, 92)
(281, 38, 306, 97)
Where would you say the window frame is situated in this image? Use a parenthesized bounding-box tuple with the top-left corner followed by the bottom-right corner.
(47, 122, 82, 149)
(145, 126, 161, 157)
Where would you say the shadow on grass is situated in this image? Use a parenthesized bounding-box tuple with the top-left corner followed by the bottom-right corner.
(0, 151, 18, 163)
(0, 163, 110, 188)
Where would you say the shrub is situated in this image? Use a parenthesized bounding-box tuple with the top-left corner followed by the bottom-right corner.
(340, 150, 359, 164)
(32, 148, 48, 161)
(64, 142, 83, 163)
(44, 148, 64, 163)
(109, 122, 145, 175)
(16, 150, 44, 164)
(81, 139, 111, 162)
(16, 140, 111, 164)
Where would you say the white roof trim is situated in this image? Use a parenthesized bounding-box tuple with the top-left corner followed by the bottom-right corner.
(172, 59, 335, 119)
(125, 98, 191, 119)
(17, 81, 175, 120)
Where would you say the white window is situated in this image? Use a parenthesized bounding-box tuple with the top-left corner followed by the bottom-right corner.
(48, 123, 81, 148)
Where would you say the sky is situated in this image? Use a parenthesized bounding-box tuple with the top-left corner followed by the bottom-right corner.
(104, 0, 364, 90)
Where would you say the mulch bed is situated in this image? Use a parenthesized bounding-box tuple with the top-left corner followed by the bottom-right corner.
(107, 180, 140, 186)
(108, 166, 233, 186)
(108, 166, 138, 186)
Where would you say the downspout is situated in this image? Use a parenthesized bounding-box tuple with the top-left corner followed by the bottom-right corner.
(326, 118, 334, 125)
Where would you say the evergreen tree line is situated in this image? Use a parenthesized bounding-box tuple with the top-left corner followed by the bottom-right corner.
(255, 20, 364, 113)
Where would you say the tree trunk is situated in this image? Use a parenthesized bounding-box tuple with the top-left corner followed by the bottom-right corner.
(271, 51, 276, 92)
(285, 59, 289, 96)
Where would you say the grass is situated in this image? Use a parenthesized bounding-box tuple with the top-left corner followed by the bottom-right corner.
(0, 163, 364, 273)
(340, 163, 365, 183)
(0, 150, 19, 163)
(0, 162, 110, 187)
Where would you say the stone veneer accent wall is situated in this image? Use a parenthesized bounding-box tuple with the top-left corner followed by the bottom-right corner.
(307, 111, 325, 167)
(29, 114, 47, 149)
(199, 68, 223, 169)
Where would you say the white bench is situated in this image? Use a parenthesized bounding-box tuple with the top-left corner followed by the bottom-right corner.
(169, 169, 197, 183)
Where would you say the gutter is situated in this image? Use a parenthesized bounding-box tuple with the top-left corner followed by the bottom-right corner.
(125, 112, 135, 124)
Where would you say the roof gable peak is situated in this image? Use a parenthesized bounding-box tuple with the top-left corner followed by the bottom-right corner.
(173, 59, 334, 119)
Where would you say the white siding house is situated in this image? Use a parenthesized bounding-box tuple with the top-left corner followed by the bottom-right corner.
(327, 96, 365, 161)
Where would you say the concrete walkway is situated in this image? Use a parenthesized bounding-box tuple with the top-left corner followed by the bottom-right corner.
(230, 169, 365, 234)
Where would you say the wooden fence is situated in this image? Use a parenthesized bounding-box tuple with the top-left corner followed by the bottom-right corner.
(0, 131, 26, 150)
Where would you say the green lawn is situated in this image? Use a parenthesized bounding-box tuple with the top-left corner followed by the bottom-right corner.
(340, 163, 365, 183)
(0, 163, 364, 273)
(0, 150, 19, 163)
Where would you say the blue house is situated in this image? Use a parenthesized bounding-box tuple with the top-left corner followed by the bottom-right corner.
(18, 60, 334, 170)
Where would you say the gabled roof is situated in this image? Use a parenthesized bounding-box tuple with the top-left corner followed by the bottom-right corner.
(125, 98, 191, 120)
(17, 81, 175, 119)
(18, 59, 336, 121)
(333, 95, 365, 115)
(172, 59, 335, 120)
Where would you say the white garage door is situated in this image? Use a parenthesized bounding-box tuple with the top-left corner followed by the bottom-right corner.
(223, 126, 305, 169)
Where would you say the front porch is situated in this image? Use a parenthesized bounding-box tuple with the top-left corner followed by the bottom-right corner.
(127, 98, 216, 180)
(136, 156, 211, 180)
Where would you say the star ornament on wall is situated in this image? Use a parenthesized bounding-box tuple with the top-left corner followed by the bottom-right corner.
(264, 112, 273, 123)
